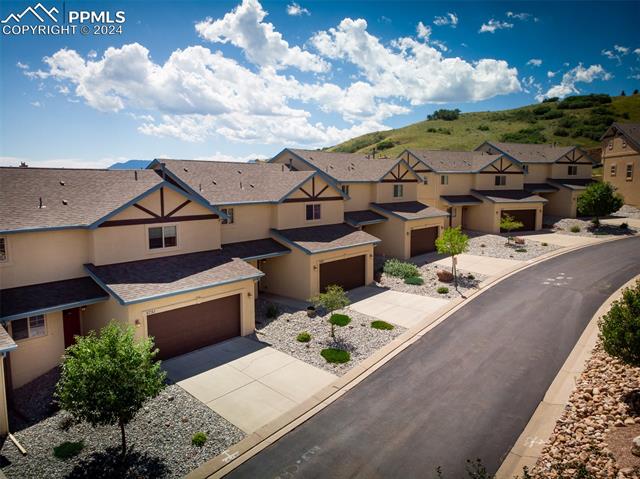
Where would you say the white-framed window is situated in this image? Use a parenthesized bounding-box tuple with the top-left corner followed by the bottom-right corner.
(611, 165, 617, 177)
(221, 208, 234, 225)
(393, 184, 404, 198)
(148, 225, 177, 249)
(608, 140, 613, 150)
(0, 237, 7, 262)
(627, 164, 634, 181)
(622, 139, 627, 148)
(568, 165, 578, 176)
(522, 165, 529, 174)
(495, 175, 507, 186)
(306, 203, 321, 220)
(341, 185, 350, 196)
(11, 315, 46, 341)
(441, 175, 448, 185)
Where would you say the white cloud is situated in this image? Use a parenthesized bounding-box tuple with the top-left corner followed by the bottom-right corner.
(635, 48, 640, 56)
(602, 45, 630, 64)
(479, 19, 513, 33)
(195, 0, 327, 72)
(629, 74, 640, 80)
(547, 70, 556, 78)
(614, 45, 629, 55)
(57, 84, 70, 95)
(431, 40, 448, 52)
(433, 13, 458, 27)
(537, 64, 612, 101)
(286, 2, 309, 16)
(16, 61, 29, 69)
(506, 12, 531, 20)
(527, 59, 542, 67)
(30, 101, 42, 107)
(416, 21, 431, 40)
(87, 50, 97, 59)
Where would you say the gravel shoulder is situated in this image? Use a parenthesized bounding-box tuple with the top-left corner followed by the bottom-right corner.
(531, 342, 640, 479)
(465, 232, 561, 260)
(547, 217, 639, 238)
(1, 372, 244, 478)
(253, 298, 405, 376)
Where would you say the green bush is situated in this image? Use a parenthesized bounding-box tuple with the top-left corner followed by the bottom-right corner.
(577, 182, 624, 220)
(376, 139, 397, 150)
(570, 225, 581, 233)
(541, 110, 564, 120)
(477, 124, 490, 131)
(501, 126, 546, 144)
(467, 274, 475, 280)
(192, 432, 207, 447)
(553, 128, 570, 137)
(310, 284, 350, 313)
(437, 286, 449, 294)
(541, 242, 548, 246)
(321, 348, 351, 364)
(427, 108, 460, 121)
(557, 94, 611, 109)
(371, 320, 394, 330)
(296, 332, 311, 343)
(266, 303, 279, 319)
(404, 276, 424, 285)
(383, 259, 420, 279)
(620, 222, 629, 229)
(515, 248, 527, 253)
(542, 97, 559, 103)
(558, 116, 578, 128)
(329, 314, 351, 327)
(53, 441, 84, 460)
(533, 105, 551, 116)
(599, 280, 640, 367)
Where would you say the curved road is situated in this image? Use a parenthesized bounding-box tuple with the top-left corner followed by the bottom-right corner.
(228, 237, 640, 479)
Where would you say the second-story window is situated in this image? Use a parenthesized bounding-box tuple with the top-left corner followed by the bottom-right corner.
(341, 185, 350, 196)
(568, 165, 578, 176)
(627, 164, 634, 181)
(148, 225, 177, 249)
(221, 208, 234, 225)
(393, 184, 404, 198)
(441, 175, 448, 185)
(306, 204, 321, 220)
(611, 165, 617, 177)
(494, 175, 506, 186)
(522, 165, 529, 174)
(0, 237, 7, 262)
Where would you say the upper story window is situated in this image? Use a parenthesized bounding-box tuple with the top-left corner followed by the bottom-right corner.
(341, 185, 350, 196)
(611, 165, 617, 177)
(393, 184, 404, 198)
(148, 225, 177, 249)
(522, 165, 529, 174)
(441, 175, 448, 185)
(627, 164, 634, 181)
(568, 165, 578, 176)
(306, 204, 321, 221)
(0, 237, 7, 262)
(608, 140, 613, 150)
(494, 175, 507, 186)
(221, 208, 234, 225)
(622, 139, 627, 148)
(11, 315, 46, 341)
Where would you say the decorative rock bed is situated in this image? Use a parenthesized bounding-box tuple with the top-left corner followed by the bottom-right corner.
(254, 299, 405, 376)
(548, 217, 639, 238)
(466, 232, 561, 260)
(613, 205, 640, 220)
(531, 342, 640, 478)
(1, 377, 244, 478)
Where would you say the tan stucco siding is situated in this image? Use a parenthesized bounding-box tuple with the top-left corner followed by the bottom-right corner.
(274, 201, 344, 230)
(524, 164, 551, 183)
(374, 182, 418, 203)
(474, 172, 524, 190)
(221, 204, 274, 244)
(0, 229, 91, 289)
(435, 173, 475, 196)
(365, 216, 445, 259)
(550, 163, 593, 179)
(543, 189, 579, 217)
(463, 202, 499, 233)
(343, 183, 374, 212)
(0, 358, 8, 435)
(602, 137, 639, 206)
(82, 296, 130, 335)
(416, 175, 437, 204)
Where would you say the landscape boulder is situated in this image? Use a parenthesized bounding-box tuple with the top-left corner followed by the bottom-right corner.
(437, 270, 454, 283)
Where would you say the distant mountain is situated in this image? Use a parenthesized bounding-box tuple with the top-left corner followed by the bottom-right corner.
(108, 159, 150, 170)
(329, 94, 640, 156)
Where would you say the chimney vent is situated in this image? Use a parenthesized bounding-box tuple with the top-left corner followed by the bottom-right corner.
(134, 171, 138, 181)
(59, 180, 65, 186)
(281, 164, 285, 172)
(38, 197, 45, 209)
(240, 181, 243, 189)
(199, 183, 202, 191)
(212, 179, 217, 185)
(183, 167, 188, 172)
(62, 199, 68, 205)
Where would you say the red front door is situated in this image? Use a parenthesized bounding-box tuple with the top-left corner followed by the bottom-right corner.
(62, 308, 82, 348)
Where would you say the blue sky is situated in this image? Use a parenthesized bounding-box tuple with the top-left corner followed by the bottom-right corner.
(1, 0, 639, 168)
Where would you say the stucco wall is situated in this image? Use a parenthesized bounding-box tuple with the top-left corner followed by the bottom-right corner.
(365, 216, 445, 259)
(221, 204, 274, 244)
(602, 136, 639, 207)
(550, 163, 593, 179)
(524, 164, 551, 183)
(274, 201, 344, 230)
(374, 182, 418, 203)
(343, 183, 373, 212)
(474, 173, 524, 190)
(436, 174, 475, 196)
(543, 189, 578, 217)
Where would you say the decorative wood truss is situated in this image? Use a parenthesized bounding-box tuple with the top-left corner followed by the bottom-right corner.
(100, 187, 218, 227)
(555, 148, 592, 165)
(406, 153, 432, 174)
(282, 176, 343, 203)
(380, 163, 418, 183)
(479, 157, 523, 175)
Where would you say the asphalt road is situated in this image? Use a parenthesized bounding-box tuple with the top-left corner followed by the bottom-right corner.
(228, 236, 640, 479)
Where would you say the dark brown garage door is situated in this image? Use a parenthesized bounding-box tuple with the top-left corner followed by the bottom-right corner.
(410, 227, 439, 257)
(320, 255, 365, 293)
(501, 209, 536, 231)
(147, 294, 241, 360)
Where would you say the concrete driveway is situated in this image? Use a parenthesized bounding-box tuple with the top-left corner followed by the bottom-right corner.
(433, 253, 523, 276)
(349, 287, 450, 329)
(163, 337, 336, 433)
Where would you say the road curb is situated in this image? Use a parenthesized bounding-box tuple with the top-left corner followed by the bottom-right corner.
(495, 273, 640, 479)
(188, 233, 638, 479)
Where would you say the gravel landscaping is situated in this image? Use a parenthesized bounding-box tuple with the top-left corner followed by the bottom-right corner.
(254, 299, 405, 376)
(531, 342, 640, 479)
(1, 370, 244, 478)
(548, 217, 639, 237)
(466, 232, 561, 260)
(613, 205, 640, 219)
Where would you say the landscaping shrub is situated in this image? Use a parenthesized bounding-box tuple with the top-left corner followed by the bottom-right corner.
(329, 313, 351, 327)
(620, 222, 629, 229)
(467, 274, 475, 280)
(599, 280, 640, 367)
(321, 348, 351, 364)
(310, 285, 350, 313)
(53, 441, 84, 460)
(371, 320, 394, 330)
(500, 214, 524, 242)
(404, 276, 424, 285)
(541, 242, 548, 246)
(515, 248, 527, 253)
(383, 259, 419, 279)
(192, 432, 207, 447)
(437, 286, 449, 294)
(296, 332, 311, 343)
(435, 227, 470, 288)
(266, 303, 279, 319)
(570, 225, 581, 233)
(577, 182, 624, 222)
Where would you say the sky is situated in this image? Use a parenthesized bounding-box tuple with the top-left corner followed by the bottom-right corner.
(1, 0, 639, 168)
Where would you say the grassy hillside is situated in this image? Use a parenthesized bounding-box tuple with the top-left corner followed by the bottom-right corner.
(328, 94, 640, 157)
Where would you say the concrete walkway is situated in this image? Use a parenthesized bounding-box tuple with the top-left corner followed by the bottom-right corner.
(163, 338, 336, 434)
(601, 217, 640, 229)
(432, 253, 523, 276)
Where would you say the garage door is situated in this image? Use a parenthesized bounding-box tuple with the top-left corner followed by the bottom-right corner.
(410, 227, 439, 257)
(319, 255, 365, 292)
(501, 209, 536, 231)
(147, 294, 241, 360)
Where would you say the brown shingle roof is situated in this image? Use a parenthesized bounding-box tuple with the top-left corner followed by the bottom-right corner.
(344, 210, 388, 227)
(0, 167, 164, 232)
(486, 142, 576, 164)
(286, 149, 406, 182)
(271, 223, 380, 254)
(0, 326, 16, 354)
(547, 178, 596, 191)
(85, 250, 262, 304)
(0, 277, 109, 321)
(157, 159, 316, 205)
(471, 190, 547, 203)
(602, 122, 640, 151)
(407, 150, 504, 173)
(222, 238, 291, 261)
(440, 195, 484, 206)
(371, 201, 449, 220)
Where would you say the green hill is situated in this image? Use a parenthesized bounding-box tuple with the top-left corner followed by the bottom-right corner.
(328, 94, 640, 157)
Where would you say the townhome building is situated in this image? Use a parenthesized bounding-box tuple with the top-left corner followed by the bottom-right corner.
(401, 149, 547, 233)
(600, 122, 639, 207)
(270, 149, 449, 259)
(475, 141, 597, 217)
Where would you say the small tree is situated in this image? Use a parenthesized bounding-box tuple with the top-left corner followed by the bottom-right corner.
(599, 280, 640, 367)
(435, 227, 469, 289)
(310, 285, 351, 338)
(499, 214, 523, 244)
(56, 323, 166, 458)
(577, 182, 624, 224)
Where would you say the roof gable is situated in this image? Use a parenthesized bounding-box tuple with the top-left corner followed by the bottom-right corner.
(481, 141, 580, 164)
(403, 149, 505, 173)
(601, 122, 640, 152)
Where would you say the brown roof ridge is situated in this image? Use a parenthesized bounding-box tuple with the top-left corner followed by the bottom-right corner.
(0, 166, 130, 172)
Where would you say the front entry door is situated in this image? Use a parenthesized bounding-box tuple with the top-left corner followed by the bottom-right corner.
(62, 308, 82, 348)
